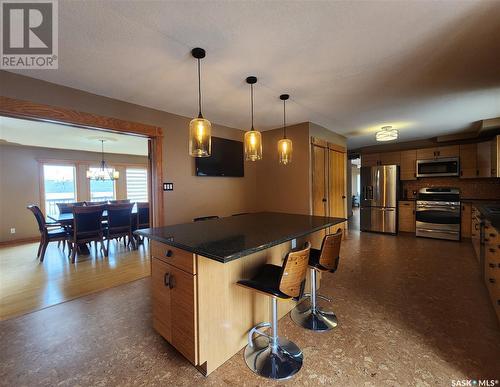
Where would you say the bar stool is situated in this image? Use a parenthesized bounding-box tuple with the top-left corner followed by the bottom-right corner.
(291, 229, 342, 332)
(237, 242, 311, 380)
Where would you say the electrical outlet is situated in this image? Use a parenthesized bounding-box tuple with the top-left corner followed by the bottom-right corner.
(10, 228, 16, 234)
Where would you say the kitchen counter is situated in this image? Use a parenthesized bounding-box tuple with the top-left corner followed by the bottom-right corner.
(471, 201, 500, 230)
(136, 212, 345, 263)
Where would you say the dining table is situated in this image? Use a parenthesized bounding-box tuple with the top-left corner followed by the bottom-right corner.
(47, 206, 138, 255)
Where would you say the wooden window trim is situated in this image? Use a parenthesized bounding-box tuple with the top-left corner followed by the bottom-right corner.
(1, 96, 164, 227)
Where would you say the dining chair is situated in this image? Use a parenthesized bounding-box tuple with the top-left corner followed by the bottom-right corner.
(134, 202, 150, 244)
(69, 205, 107, 263)
(193, 215, 219, 222)
(105, 203, 136, 251)
(56, 201, 85, 214)
(27, 205, 69, 262)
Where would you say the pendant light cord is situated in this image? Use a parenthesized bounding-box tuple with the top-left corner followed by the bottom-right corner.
(283, 99, 287, 139)
(101, 140, 105, 170)
(197, 58, 203, 118)
(250, 83, 254, 130)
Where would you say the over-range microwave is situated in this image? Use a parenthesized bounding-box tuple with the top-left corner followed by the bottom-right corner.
(416, 157, 460, 178)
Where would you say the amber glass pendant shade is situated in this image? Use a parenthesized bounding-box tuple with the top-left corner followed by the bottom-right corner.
(244, 130, 262, 161)
(189, 116, 212, 157)
(189, 47, 211, 157)
(278, 93, 292, 165)
(278, 138, 292, 165)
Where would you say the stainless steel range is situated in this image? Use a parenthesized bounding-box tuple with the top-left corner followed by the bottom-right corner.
(416, 187, 461, 241)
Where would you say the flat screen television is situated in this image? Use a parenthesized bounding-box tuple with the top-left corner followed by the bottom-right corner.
(195, 136, 244, 177)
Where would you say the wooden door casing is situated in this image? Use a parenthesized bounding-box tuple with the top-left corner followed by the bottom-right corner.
(312, 144, 328, 217)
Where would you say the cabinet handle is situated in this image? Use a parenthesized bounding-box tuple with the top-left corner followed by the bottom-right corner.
(164, 272, 174, 289)
(165, 249, 173, 257)
(490, 233, 497, 238)
(489, 263, 496, 268)
(489, 278, 496, 284)
(342, 195, 346, 199)
(322, 198, 327, 202)
(489, 248, 496, 253)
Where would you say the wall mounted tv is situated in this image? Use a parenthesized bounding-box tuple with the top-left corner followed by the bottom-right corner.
(195, 136, 244, 177)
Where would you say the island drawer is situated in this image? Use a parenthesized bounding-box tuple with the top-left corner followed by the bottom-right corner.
(151, 240, 196, 274)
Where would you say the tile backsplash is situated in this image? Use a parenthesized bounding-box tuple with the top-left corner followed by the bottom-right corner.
(401, 178, 500, 200)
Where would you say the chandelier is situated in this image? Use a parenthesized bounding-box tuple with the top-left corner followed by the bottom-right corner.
(86, 140, 119, 181)
(375, 126, 399, 142)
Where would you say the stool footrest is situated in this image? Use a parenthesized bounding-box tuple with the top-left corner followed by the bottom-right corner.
(316, 294, 332, 303)
(248, 322, 271, 348)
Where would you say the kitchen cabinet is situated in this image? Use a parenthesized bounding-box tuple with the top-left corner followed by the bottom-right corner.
(491, 135, 500, 177)
(477, 141, 492, 177)
(483, 220, 500, 323)
(416, 145, 459, 160)
(400, 150, 417, 180)
(152, 249, 197, 365)
(361, 153, 379, 167)
(398, 201, 415, 233)
(312, 137, 347, 241)
(460, 203, 471, 238)
(459, 144, 477, 178)
(379, 151, 401, 166)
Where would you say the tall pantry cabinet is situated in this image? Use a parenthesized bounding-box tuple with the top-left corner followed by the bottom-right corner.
(311, 137, 347, 246)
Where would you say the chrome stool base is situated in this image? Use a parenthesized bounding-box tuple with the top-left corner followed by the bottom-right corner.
(290, 298, 338, 332)
(244, 335, 303, 380)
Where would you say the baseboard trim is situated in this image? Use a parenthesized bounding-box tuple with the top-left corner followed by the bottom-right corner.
(0, 237, 40, 247)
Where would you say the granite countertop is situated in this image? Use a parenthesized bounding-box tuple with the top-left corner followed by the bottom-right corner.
(470, 201, 500, 230)
(135, 212, 345, 263)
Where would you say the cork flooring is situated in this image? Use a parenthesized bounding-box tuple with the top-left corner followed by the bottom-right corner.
(1, 229, 499, 386)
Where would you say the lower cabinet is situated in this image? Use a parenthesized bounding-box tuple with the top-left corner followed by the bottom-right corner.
(460, 203, 471, 238)
(398, 201, 415, 233)
(484, 221, 500, 323)
(152, 256, 197, 365)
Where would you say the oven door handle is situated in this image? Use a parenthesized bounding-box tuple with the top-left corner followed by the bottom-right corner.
(416, 228, 460, 235)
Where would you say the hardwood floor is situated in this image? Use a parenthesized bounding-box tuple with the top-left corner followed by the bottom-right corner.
(0, 240, 150, 320)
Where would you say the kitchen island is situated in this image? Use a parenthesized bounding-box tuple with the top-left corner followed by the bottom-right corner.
(136, 212, 345, 376)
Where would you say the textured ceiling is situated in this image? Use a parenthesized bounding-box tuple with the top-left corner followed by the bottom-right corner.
(8, 0, 500, 149)
(0, 116, 149, 156)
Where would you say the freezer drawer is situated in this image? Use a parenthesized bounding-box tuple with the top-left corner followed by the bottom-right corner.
(360, 207, 397, 234)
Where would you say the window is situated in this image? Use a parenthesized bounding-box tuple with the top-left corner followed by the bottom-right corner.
(43, 164, 77, 217)
(126, 168, 148, 202)
(88, 167, 116, 202)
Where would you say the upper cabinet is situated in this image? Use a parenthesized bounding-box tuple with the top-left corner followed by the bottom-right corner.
(491, 135, 500, 177)
(477, 141, 492, 177)
(416, 145, 459, 160)
(459, 143, 477, 178)
(400, 150, 417, 181)
(361, 151, 400, 167)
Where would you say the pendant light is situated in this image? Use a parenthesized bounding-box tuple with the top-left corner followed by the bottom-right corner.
(278, 94, 292, 165)
(189, 47, 212, 157)
(86, 139, 119, 181)
(244, 76, 262, 161)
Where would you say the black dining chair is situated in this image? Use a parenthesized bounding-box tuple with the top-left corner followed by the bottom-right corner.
(133, 202, 150, 244)
(105, 203, 136, 251)
(109, 199, 131, 204)
(27, 205, 69, 262)
(56, 202, 85, 214)
(84, 201, 108, 206)
(69, 205, 107, 263)
(193, 215, 219, 222)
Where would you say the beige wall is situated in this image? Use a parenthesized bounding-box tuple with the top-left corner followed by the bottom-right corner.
(0, 143, 147, 242)
(256, 123, 311, 215)
(0, 71, 258, 230)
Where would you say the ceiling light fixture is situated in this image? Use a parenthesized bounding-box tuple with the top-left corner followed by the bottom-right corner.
(86, 139, 119, 181)
(278, 94, 292, 165)
(375, 126, 398, 142)
(189, 47, 212, 157)
(244, 76, 262, 161)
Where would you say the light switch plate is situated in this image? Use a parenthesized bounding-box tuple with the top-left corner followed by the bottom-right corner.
(163, 183, 174, 191)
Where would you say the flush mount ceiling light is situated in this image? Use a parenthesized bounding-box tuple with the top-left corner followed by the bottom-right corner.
(244, 76, 262, 161)
(375, 126, 399, 142)
(86, 139, 119, 181)
(189, 47, 212, 157)
(278, 94, 292, 165)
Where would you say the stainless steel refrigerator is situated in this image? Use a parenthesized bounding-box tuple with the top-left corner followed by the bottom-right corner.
(360, 165, 399, 234)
